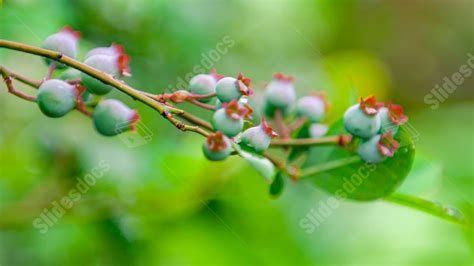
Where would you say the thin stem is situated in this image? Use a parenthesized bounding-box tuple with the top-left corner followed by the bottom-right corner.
(271, 135, 346, 147)
(262, 151, 299, 180)
(287, 117, 307, 133)
(180, 111, 213, 130)
(299, 156, 361, 178)
(385, 193, 471, 228)
(0, 69, 37, 102)
(0, 40, 210, 137)
(46, 62, 56, 80)
(187, 99, 216, 110)
(274, 109, 289, 138)
(0, 65, 42, 87)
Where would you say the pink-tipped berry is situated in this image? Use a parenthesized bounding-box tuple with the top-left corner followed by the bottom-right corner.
(357, 132, 400, 163)
(343, 95, 382, 139)
(240, 118, 278, 152)
(211, 99, 248, 137)
(202, 132, 232, 161)
(215, 73, 253, 103)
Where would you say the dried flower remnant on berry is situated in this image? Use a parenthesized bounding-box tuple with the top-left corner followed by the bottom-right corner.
(207, 132, 229, 152)
(223, 99, 248, 120)
(360, 95, 383, 115)
(387, 103, 408, 125)
(377, 132, 400, 157)
(236, 73, 253, 96)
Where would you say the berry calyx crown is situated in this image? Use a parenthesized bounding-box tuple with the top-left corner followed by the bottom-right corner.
(273, 73, 294, 83)
(129, 110, 140, 132)
(236, 73, 253, 96)
(377, 132, 400, 157)
(111, 43, 125, 54)
(60, 26, 81, 40)
(260, 118, 278, 138)
(387, 102, 408, 125)
(223, 99, 249, 120)
(359, 95, 383, 115)
(117, 54, 131, 77)
(206, 132, 229, 152)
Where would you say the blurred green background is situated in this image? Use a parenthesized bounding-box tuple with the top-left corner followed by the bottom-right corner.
(0, 0, 473, 265)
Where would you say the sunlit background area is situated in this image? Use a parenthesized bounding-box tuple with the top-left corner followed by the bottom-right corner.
(0, 0, 473, 265)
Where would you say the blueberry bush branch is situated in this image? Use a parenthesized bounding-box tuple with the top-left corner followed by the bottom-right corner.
(0, 39, 211, 137)
(0, 27, 470, 228)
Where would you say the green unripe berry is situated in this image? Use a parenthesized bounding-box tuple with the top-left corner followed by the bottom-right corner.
(240, 119, 277, 152)
(188, 70, 223, 103)
(59, 69, 92, 103)
(215, 73, 252, 103)
(212, 109, 244, 138)
(343, 96, 382, 139)
(202, 132, 232, 161)
(188, 74, 217, 103)
(92, 99, 139, 136)
(296, 94, 328, 122)
(81, 55, 120, 95)
(42, 26, 80, 68)
(59, 68, 81, 80)
(37, 79, 77, 118)
(211, 100, 247, 137)
(357, 132, 399, 164)
(264, 73, 296, 110)
(357, 134, 385, 163)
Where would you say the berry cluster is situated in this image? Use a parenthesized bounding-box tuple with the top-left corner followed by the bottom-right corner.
(197, 72, 332, 161)
(38, 26, 138, 136)
(343, 96, 408, 163)
(1, 26, 411, 184)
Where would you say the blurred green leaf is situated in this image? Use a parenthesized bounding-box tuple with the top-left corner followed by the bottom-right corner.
(303, 120, 416, 201)
(269, 171, 285, 197)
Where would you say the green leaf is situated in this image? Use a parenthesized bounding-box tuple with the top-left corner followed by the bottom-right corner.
(269, 172, 286, 197)
(302, 119, 416, 201)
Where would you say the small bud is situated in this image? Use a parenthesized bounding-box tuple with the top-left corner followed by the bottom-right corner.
(264, 73, 296, 110)
(92, 99, 139, 136)
(240, 118, 278, 152)
(296, 93, 329, 122)
(37, 79, 77, 118)
(202, 132, 232, 161)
